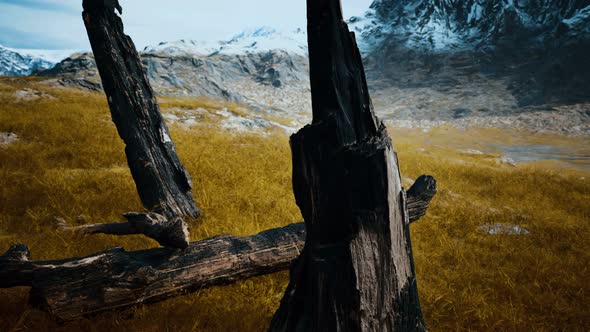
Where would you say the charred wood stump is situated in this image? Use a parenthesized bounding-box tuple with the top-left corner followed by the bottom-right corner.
(269, 0, 428, 331)
(79, 0, 199, 248)
(0, 177, 434, 321)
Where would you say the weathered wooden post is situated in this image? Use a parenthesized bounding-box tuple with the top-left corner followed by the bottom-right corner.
(269, 0, 427, 330)
(67, 0, 200, 248)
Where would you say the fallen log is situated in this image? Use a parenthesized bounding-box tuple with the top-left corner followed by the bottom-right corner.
(0, 224, 305, 321)
(269, 0, 428, 330)
(80, 0, 199, 248)
(0, 176, 435, 321)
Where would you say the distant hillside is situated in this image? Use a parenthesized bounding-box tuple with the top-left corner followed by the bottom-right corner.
(2, 2, 589, 132)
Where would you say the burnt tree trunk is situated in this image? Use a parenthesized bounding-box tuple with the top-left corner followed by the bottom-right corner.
(0, 177, 435, 321)
(0, 225, 305, 321)
(269, 0, 427, 331)
(78, 0, 200, 248)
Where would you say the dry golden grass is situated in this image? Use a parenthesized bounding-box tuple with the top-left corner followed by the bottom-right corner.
(0, 77, 588, 331)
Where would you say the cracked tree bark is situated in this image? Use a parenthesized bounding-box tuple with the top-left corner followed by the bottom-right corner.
(78, 0, 200, 248)
(268, 0, 427, 331)
(0, 176, 435, 321)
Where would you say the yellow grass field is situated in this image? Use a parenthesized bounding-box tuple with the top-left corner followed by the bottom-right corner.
(0, 77, 588, 331)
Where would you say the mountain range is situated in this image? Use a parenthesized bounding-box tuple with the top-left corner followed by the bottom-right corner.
(353, 0, 590, 52)
(2, 0, 589, 131)
(355, 0, 590, 112)
(0, 45, 75, 76)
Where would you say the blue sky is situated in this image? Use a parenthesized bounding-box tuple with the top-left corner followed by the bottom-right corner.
(0, 0, 373, 50)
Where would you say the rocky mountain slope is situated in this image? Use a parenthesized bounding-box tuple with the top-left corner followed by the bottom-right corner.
(2, 2, 589, 135)
(0, 45, 74, 76)
(38, 27, 312, 120)
(353, 0, 590, 51)
(0, 46, 52, 76)
(352, 0, 590, 121)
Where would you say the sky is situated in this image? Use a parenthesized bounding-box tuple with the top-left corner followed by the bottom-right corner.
(0, 0, 373, 51)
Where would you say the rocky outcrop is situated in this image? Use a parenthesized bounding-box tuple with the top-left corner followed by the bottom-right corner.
(0, 132, 18, 146)
(38, 52, 102, 90)
(37, 49, 311, 116)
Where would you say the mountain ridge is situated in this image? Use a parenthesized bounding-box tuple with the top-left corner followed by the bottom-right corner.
(0, 44, 74, 76)
(352, 0, 590, 52)
(2, 1, 589, 135)
(142, 26, 308, 56)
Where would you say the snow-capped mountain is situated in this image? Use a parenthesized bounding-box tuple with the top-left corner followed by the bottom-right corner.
(39, 27, 312, 116)
(8, 1, 590, 130)
(143, 27, 308, 56)
(0, 45, 75, 76)
(350, 0, 590, 109)
(1, 27, 307, 77)
(351, 0, 590, 52)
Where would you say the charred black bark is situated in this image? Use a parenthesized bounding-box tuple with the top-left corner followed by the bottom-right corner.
(80, 0, 199, 248)
(0, 176, 434, 321)
(269, 0, 427, 330)
(0, 224, 305, 321)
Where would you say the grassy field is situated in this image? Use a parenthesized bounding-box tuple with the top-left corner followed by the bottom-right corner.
(0, 77, 588, 331)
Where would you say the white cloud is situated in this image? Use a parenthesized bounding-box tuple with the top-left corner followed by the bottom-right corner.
(0, 0, 373, 50)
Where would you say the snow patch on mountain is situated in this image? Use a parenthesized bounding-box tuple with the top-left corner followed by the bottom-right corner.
(9, 47, 77, 63)
(143, 26, 307, 56)
(220, 27, 307, 55)
(3, 26, 308, 77)
(142, 40, 218, 56)
(350, 0, 590, 53)
(560, 5, 590, 36)
(0, 45, 76, 76)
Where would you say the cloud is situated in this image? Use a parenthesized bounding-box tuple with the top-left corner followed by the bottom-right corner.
(0, 26, 78, 49)
(0, 0, 373, 50)
(0, 0, 78, 13)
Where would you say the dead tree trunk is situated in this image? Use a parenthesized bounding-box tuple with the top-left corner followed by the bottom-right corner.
(269, 1, 427, 331)
(0, 177, 435, 321)
(78, 0, 200, 248)
(0, 225, 305, 321)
